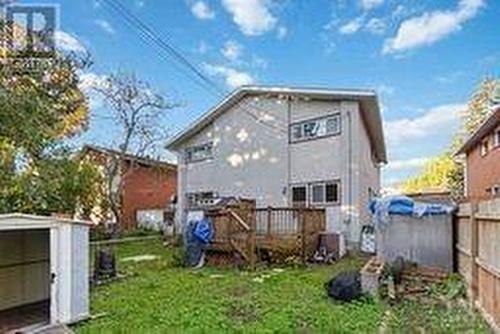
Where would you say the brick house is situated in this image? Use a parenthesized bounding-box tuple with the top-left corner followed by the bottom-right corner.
(456, 106, 500, 201)
(81, 145, 177, 230)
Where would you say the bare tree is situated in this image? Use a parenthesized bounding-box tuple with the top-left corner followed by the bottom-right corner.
(94, 72, 177, 232)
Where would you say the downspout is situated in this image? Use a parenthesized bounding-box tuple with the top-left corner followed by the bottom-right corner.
(346, 109, 353, 243)
(286, 96, 292, 206)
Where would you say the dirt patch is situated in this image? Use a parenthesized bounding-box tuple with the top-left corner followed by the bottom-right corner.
(227, 285, 249, 298)
(226, 302, 261, 324)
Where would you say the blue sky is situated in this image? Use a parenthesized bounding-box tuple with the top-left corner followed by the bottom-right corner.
(22, 0, 500, 188)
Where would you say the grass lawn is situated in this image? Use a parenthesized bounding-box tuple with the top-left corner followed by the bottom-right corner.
(75, 240, 489, 333)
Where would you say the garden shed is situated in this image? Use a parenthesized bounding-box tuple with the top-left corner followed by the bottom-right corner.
(0, 213, 91, 332)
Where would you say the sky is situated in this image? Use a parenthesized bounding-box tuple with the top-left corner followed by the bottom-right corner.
(20, 0, 500, 188)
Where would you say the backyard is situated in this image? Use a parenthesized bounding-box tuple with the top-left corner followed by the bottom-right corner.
(75, 240, 489, 333)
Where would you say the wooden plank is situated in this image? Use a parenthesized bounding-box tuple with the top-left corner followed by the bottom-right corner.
(470, 203, 479, 301)
(476, 258, 500, 280)
(456, 243, 472, 257)
(475, 215, 500, 222)
(227, 209, 250, 231)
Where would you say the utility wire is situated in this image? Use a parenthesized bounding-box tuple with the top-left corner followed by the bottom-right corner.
(99, 0, 288, 135)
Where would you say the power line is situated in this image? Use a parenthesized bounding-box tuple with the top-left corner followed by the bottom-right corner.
(99, 0, 288, 135)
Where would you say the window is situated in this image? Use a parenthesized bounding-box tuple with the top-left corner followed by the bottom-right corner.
(291, 186, 307, 207)
(185, 142, 213, 163)
(309, 181, 340, 205)
(311, 184, 325, 203)
(495, 129, 500, 147)
(186, 192, 218, 207)
(480, 139, 489, 156)
(325, 182, 339, 203)
(290, 114, 341, 143)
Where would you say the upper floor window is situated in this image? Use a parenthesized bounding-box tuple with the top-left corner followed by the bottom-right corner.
(185, 142, 213, 163)
(480, 139, 489, 156)
(290, 114, 341, 143)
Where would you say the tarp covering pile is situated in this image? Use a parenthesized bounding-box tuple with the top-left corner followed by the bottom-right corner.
(184, 211, 213, 267)
(369, 196, 455, 230)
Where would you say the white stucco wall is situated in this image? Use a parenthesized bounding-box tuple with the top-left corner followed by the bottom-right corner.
(175, 95, 380, 246)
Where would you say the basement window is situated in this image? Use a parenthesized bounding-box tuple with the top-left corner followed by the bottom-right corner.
(185, 142, 213, 163)
(309, 181, 340, 205)
(291, 185, 307, 207)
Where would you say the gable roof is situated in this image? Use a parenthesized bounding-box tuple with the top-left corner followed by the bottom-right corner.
(456, 105, 500, 155)
(166, 85, 387, 163)
(81, 145, 176, 170)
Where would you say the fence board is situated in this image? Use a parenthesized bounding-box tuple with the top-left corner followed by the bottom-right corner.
(456, 198, 500, 330)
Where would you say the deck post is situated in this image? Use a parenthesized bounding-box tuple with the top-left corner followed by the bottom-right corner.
(301, 209, 307, 264)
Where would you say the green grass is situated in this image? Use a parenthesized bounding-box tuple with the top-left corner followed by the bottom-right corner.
(75, 240, 489, 333)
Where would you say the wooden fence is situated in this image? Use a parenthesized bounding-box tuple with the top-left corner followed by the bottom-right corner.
(455, 198, 500, 330)
(207, 203, 325, 269)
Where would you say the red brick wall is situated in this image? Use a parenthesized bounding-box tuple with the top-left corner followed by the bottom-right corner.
(466, 130, 500, 201)
(120, 163, 177, 229)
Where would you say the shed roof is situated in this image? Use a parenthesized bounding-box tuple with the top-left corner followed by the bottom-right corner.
(0, 213, 93, 227)
(456, 106, 500, 155)
(166, 85, 387, 163)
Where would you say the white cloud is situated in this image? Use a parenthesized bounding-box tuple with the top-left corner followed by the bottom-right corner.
(54, 31, 86, 53)
(222, 0, 277, 36)
(78, 72, 109, 109)
(221, 40, 243, 61)
(383, 0, 484, 54)
(385, 157, 430, 171)
(135, 0, 145, 8)
(360, 0, 384, 11)
(191, 1, 215, 20)
(339, 16, 364, 35)
(95, 19, 116, 35)
(365, 17, 386, 35)
(384, 103, 465, 145)
(277, 26, 288, 39)
(204, 64, 254, 89)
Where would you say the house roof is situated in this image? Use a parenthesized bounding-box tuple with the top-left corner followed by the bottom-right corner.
(81, 145, 177, 170)
(166, 85, 387, 163)
(456, 106, 500, 155)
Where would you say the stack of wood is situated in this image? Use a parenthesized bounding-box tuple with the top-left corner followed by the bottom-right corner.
(400, 266, 449, 295)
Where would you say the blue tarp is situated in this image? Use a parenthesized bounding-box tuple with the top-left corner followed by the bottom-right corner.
(369, 196, 455, 230)
(184, 217, 214, 267)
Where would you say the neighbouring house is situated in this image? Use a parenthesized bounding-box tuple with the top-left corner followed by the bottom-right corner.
(456, 105, 500, 201)
(166, 86, 386, 247)
(81, 145, 177, 230)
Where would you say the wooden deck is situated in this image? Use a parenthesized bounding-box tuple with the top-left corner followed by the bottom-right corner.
(206, 201, 325, 268)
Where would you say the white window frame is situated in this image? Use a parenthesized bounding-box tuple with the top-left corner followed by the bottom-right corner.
(289, 113, 341, 143)
(185, 142, 213, 163)
(309, 180, 341, 206)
